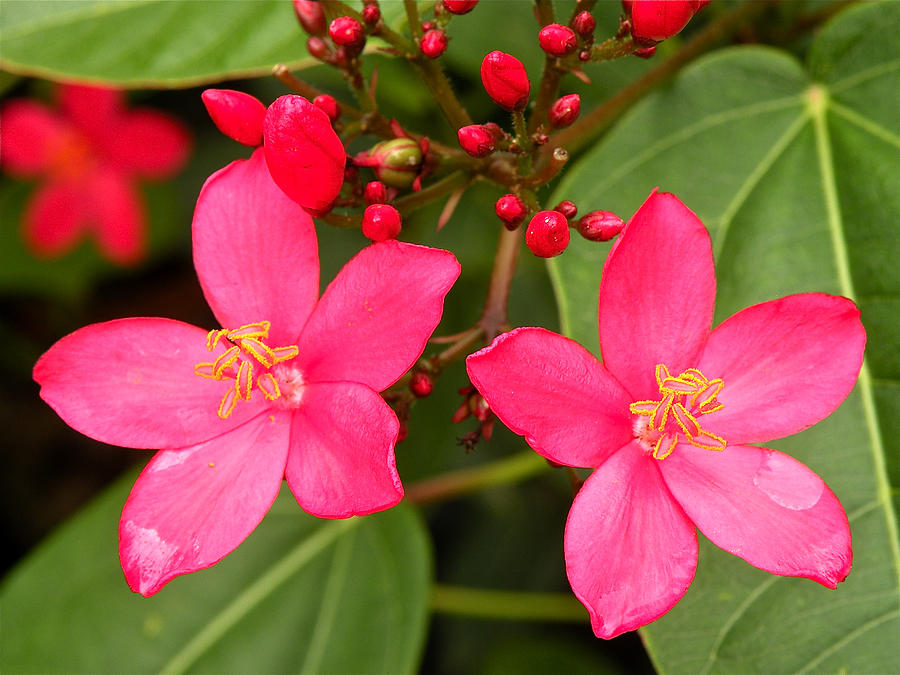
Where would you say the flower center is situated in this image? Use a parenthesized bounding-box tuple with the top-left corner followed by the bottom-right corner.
(193, 321, 299, 419)
(629, 364, 726, 460)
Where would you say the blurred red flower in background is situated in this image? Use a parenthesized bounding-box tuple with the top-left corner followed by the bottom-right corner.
(1, 84, 191, 264)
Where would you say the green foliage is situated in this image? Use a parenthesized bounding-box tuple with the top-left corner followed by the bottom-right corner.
(550, 3, 900, 672)
(0, 470, 432, 674)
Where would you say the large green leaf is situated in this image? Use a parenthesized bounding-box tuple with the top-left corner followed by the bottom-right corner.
(0, 1, 315, 87)
(549, 2, 899, 672)
(1, 468, 432, 674)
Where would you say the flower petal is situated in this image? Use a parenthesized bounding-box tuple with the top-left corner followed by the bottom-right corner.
(107, 108, 192, 178)
(697, 293, 865, 443)
(84, 168, 146, 265)
(284, 381, 402, 518)
(119, 412, 290, 596)
(297, 241, 459, 391)
(598, 191, 715, 400)
(58, 85, 123, 142)
(0, 100, 68, 176)
(34, 317, 269, 449)
(466, 327, 633, 467)
(23, 180, 87, 258)
(263, 95, 345, 215)
(565, 442, 698, 639)
(660, 443, 851, 588)
(192, 148, 320, 346)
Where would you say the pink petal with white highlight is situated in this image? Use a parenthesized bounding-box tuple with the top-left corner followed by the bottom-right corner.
(34, 318, 269, 449)
(598, 191, 715, 400)
(263, 95, 345, 215)
(0, 100, 67, 176)
(466, 327, 633, 468)
(119, 412, 291, 596)
(24, 180, 87, 258)
(565, 442, 698, 638)
(298, 241, 460, 391)
(108, 109, 192, 178)
(85, 168, 146, 265)
(660, 443, 851, 588)
(698, 293, 865, 444)
(192, 149, 320, 346)
(285, 381, 402, 518)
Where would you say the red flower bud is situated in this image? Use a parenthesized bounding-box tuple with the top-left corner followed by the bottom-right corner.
(457, 124, 496, 158)
(538, 24, 578, 57)
(526, 211, 570, 257)
(420, 29, 448, 59)
(362, 204, 402, 242)
(554, 200, 577, 219)
(549, 93, 580, 128)
(572, 11, 596, 37)
(201, 89, 266, 147)
(313, 94, 341, 122)
(354, 137, 423, 189)
(629, 0, 698, 43)
(576, 210, 625, 241)
(361, 3, 381, 26)
(364, 180, 388, 205)
(410, 372, 434, 398)
(306, 36, 332, 61)
(480, 51, 530, 112)
(421, 20, 436, 32)
(442, 0, 479, 14)
(293, 0, 327, 36)
(633, 46, 657, 59)
(329, 16, 365, 48)
(495, 194, 528, 230)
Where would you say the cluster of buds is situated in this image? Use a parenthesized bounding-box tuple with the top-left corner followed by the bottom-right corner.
(296, 1, 377, 70)
(524, 203, 626, 258)
(537, 9, 600, 63)
(452, 385, 494, 451)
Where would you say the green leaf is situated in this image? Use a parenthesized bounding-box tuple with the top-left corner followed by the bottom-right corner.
(0, 0, 315, 87)
(549, 2, 900, 672)
(1, 468, 432, 674)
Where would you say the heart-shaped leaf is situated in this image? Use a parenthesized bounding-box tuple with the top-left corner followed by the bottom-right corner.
(549, 2, 899, 671)
(1, 469, 432, 674)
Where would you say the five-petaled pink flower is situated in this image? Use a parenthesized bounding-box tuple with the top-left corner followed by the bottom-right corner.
(0, 84, 191, 264)
(466, 190, 865, 639)
(34, 149, 460, 596)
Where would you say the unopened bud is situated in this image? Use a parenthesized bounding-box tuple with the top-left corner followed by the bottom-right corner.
(457, 124, 496, 158)
(538, 24, 578, 57)
(526, 210, 570, 258)
(572, 11, 596, 37)
(307, 36, 332, 62)
(633, 46, 657, 59)
(410, 372, 434, 398)
(481, 51, 530, 112)
(554, 200, 577, 219)
(313, 94, 341, 122)
(364, 181, 388, 205)
(495, 194, 528, 230)
(549, 93, 580, 128)
(421, 20, 436, 32)
(354, 137, 423, 189)
(628, 0, 699, 44)
(576, 210, 625, 241)
(361, 3, 381, 26)
(362, 204, 402, 242)
(442, 0, 479, 14)
(201, 89, 266, 147)
(293, 0, 327, 36)
(329, 16, 366, 48)
(420, 29, 448, 59)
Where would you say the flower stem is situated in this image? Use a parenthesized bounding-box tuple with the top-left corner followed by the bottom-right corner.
(394, 170, 472, 215)
(431, 584, 587, 623)
(479, 225, 522, 341)
(405, 451, 550, 506)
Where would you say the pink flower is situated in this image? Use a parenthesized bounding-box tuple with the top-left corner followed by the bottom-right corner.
(0, 84, 191, 264)
(33, 149, 460, 596)
(466, 190, 865, 638)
